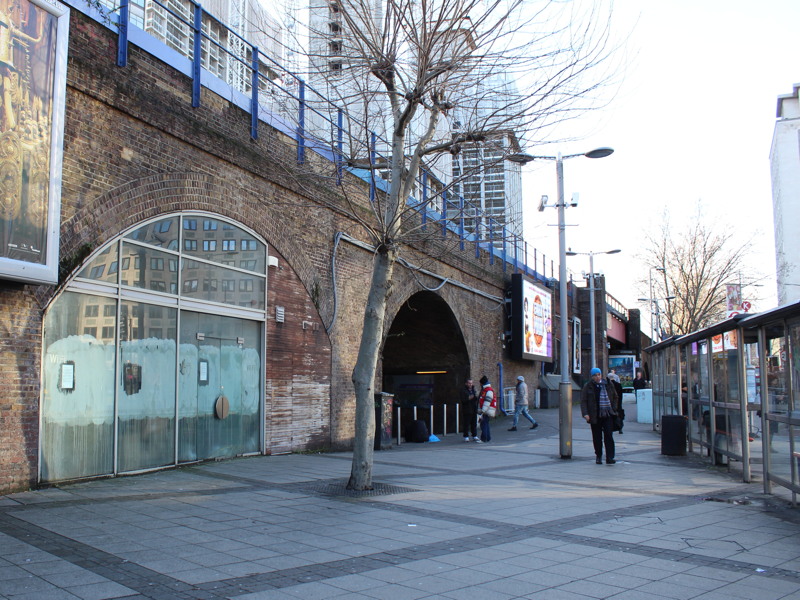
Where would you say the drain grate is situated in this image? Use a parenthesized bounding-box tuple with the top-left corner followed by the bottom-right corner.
(285, 480, 420, 498)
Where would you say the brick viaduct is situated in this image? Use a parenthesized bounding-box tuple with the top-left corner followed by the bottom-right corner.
(0, 7, 545, 493)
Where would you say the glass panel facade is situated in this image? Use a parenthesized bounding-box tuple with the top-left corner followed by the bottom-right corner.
(181, 260, 265, 310)
(120, 243, 178, 293)
(77, 244, 119, 284)
(125, 216, 180, 249)
(118, 301, 178, 473)
(41, 292, 116, 481)
(41, 213, 266, 483)
(178, 312, 261, 462)
(183, 217, 266, 273)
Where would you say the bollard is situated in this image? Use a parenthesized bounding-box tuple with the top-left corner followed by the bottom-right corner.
(443, 404, 447, 436)
(396, 406, 401, 446)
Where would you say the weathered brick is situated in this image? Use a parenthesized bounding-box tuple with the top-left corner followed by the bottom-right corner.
(0, 9, 538, 494)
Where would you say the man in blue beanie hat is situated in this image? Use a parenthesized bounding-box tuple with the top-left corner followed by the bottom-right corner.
(580, 367, 620, 464)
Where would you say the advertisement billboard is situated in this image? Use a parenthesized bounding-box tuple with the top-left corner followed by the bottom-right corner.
(511, 273, 553, 362)
(0, 0, 69, 284)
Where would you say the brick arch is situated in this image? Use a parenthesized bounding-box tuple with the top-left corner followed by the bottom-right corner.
(383, 265, 506, 385)
(51, 172, 321, 312)
(385, 269, 478, 371)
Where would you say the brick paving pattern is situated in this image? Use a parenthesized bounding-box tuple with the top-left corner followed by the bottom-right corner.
(2, 405, 799, 599)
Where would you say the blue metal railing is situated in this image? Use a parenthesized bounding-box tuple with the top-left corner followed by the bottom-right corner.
(93, 0, 554, 283)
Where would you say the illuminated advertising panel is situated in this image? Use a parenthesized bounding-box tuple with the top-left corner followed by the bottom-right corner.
(511, 273, 553, 362)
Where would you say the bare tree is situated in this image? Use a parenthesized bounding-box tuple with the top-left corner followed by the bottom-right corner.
(265, 0, 618, 489)
(642, 209, 757, 337)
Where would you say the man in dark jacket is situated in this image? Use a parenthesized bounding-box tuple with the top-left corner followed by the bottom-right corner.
(580, 367, 620, 464)
(460, 378, 479, 442)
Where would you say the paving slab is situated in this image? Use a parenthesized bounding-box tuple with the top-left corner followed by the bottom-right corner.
(2, 406, 800, 599)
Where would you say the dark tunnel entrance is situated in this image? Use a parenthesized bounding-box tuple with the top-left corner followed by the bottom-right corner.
(382, 291, 470, 439)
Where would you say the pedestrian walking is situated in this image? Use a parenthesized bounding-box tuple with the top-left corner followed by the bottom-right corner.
(508, 376, 538, 431)
(460, 378, 480, 442)
(477, 375, 496, 443)
(580, 367, 620, 464)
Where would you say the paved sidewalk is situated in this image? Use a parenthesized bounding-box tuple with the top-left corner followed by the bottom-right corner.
(2, 405, 800, 600)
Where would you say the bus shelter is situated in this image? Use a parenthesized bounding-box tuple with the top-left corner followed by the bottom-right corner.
(647, 301, 800, 504)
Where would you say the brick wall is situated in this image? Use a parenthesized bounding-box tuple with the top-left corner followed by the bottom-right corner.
(0, 8, 530, 493)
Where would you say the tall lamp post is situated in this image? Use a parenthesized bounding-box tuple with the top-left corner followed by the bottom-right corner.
(566, 249, 621, 370)
(530, 147, 614, 459)
(644, 267, 666, 342)
(637, 296, 675, 342)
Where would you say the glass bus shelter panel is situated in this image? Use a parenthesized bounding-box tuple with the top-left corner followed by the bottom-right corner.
(791, 321, 800, 488)
(713, 341, 744, 465)
(652, 352, 664, 430)
(41, 292, 116, 482)
(680, 350, 687, 416)
(691, 341, 712, 456)
(741, 334, 762, 463)
(117, 301, 178, 473)
(76, 244, 119, 284)
(125, 217, 180, 250)
(178, 311, 261, 463)
(765, 323, 792, 483)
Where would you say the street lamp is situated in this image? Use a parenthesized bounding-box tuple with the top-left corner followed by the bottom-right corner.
(637, 295, 675, 342)
(641, 267, 666, 342)
(566, 249, 621, 370)
(533, 147, 614, 459)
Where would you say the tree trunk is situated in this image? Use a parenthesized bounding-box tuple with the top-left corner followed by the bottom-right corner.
(347, 245, 395, 490)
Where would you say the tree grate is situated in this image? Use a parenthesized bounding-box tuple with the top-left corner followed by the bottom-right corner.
(285, 480, 420, 498)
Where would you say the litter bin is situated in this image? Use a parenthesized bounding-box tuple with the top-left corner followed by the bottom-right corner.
(374, 393, 394, 450)
(661, 415, 687, 456)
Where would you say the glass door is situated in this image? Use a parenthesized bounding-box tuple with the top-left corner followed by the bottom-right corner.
(178, 311, 261, 462)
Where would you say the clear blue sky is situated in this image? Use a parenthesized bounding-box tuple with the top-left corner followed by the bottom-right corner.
(522, 0, 799, 322)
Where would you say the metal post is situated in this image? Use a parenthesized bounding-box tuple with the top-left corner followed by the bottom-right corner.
(737, 326, 750, 483)
(589, 251, 596, 370)
(191, 2, 202, 108)
(396, 406, 402, 446)
(443, 404, 447, 436)
(250, 47, 259, 139)
(116, 0, 129, 67)
(557, 153, 572, 459)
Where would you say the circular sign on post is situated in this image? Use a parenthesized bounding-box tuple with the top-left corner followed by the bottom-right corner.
(215, 395, 230, 419)
(741, 301, 752, 312)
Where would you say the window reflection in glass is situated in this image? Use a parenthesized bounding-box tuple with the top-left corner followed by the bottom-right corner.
(181, 262, 264, 310)
(77, 245, 119, 284)
(41, 292, 116, 481)
(183, 217, 265, 272)
(120, 243, 178, 293)
(118, 300, 177, 473)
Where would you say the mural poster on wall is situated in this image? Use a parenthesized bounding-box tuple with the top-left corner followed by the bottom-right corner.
(0, 0, 68, 284)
